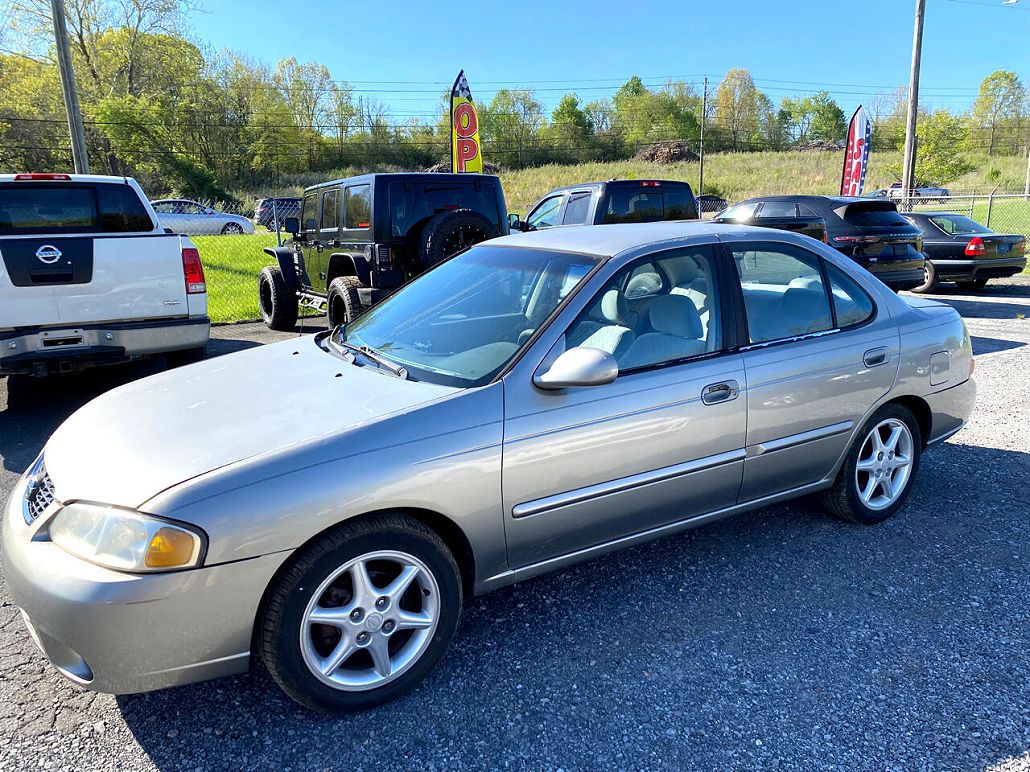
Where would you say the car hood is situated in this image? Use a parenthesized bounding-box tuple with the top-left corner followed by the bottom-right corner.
(43, 336, 459, 509)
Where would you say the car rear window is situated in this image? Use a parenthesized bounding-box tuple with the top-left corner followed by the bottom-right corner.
(928, 215, 990, 235)
(389, 181, 501, 238)
(840, 203, 908, 227)
(0, 182, 153, 234)
(602, 185, 696, 224)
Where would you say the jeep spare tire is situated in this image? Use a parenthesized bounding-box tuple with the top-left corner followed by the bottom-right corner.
(419, 209, 498, 270)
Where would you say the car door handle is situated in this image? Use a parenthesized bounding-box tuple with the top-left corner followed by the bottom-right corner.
(702, 380, 739, 405)
(863, 347, 888, 367)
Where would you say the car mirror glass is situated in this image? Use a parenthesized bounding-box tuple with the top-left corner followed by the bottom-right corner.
(533, 347, 618, 390)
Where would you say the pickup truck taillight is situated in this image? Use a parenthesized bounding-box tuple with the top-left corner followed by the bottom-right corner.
(964, 237, 986, 256)
(377, 245, 393, 267)
(182, 247, 206, 294)
(14, 173, 72, 181)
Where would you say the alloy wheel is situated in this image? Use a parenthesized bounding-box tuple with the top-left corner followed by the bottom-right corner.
(299, 550, 440, 691)
(854, 418, 914, 511)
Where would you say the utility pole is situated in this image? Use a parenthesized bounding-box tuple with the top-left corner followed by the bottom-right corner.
(900, 0, 925, 208)
(1024, 142, 1030, 199)
(698, 76, 708, 196)
(51, 0, 89, 173)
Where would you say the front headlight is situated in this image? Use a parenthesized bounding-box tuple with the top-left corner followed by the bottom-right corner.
(49, 503, 205, 572)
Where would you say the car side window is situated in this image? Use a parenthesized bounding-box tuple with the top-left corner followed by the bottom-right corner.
(732, 242, 832, 344)
(301, 194, 318, 233)
(719, 202, 758, 221)
(344, 185, 371, 230)
(527, 195, 563, 229)
(826, 263, 874, 328)
(757, 202, 798, 219)
(564, 246, 721, 373)
(321, 189, 339, 232)
(561, 193, 591, 225)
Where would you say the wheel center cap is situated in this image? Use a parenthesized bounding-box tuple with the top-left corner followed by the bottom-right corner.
(363, 612, 384, 632)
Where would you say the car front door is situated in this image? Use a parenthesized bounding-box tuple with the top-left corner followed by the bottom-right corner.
(298, 192, 320, 291)
(501, 244, 747, 571)
(525, 194, 565, 231)
(724, 237, 900, 502)
(311, 187, 340, 289)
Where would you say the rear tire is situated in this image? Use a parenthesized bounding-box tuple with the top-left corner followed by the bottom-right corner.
(327, 276, 364, 327)
(820, 403, 922, 525)
(418, 209, 498, 271)
(911, 259, 939, 294)
(221, 222, 245, 235)
(956, 278, 988, 291)
(259, 266, 298, 331)
(258, 513, 462, 713)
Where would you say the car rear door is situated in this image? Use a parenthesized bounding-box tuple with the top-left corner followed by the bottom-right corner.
(0, 179, 189, 326)
(723, 237, 899, 501)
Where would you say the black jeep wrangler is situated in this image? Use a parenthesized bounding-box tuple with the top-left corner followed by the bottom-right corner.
(259, 173, 509, 330)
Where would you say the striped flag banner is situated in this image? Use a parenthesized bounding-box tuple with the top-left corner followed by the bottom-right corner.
(840, 106, 872, 196)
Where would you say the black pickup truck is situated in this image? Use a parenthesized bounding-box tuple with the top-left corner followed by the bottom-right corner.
(259, 173, 509, 330)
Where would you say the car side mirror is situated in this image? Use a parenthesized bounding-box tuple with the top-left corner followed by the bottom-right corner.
(508, 213, 521, 231)
(533, 347, 618, 390)
(283, 216, 299, 235)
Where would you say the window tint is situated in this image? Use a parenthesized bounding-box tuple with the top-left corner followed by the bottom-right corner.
(826, 263, 874, 327)
(565, 246, 720, 372)
(758, 202, 797, 219)
(718, 202, 759, 222)
(301, 194, 318, 232)
(798, 204, 819, 217)
(96, 184, 152, 231)
(841, 203, 908, 227)
(527, 195, 563, 229)
(603, 189, 663, 224)
(344, 185, 371, 229)
(0, 183, 151, 234)
(664, 188, 696, 219)
(562, 193, 591, 225)
(928, 215, 990, 235)
(321, 189, 339, 231)
(388, 181, 500, 238)
(732, 243, 832, 343)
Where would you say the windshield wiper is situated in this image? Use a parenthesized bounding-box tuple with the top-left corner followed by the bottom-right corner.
(330, 338, 409, 379)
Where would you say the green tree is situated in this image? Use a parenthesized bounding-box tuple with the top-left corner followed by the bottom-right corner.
(809, 91, 847, 143)
(714, 69, 760, 151)
(480, 88, 544, 168)
(886, 110, 972, 185)
(544, 93, 594, 162)
(971, 70, 1025, 156)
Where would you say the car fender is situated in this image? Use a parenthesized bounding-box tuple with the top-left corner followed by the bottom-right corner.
(327, 251, 371, 286)
(263, 246, 302, 290)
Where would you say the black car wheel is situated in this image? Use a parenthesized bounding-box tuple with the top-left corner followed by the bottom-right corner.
(221, 222, 245, 235)
(911, 260, 939, 294)
(327, 276, 363, 327)
(820, 403, 922, 525)
(419, 209, 498, 270)
(258, 266, 298, 331)
(258, 513, 462, 713)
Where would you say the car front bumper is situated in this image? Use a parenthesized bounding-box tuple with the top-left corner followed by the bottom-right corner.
(930, 257, 1027, 282)
(0, 317, 210, 375)
(2, 474, 290, 694)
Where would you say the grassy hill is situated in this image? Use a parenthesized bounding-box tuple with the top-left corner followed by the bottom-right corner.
(498, 151, 1028, 214)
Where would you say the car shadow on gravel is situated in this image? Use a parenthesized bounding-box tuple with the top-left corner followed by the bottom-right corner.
(114, 440, 1030, 770)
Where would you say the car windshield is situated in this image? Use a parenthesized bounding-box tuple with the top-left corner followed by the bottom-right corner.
(717, 202, 759, 221)
(335, 245, 601, 387)
(928, 215, 990, 235)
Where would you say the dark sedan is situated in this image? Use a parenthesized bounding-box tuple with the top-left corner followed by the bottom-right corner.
(722, 196, 925, 292)
(902, 212, 1026, 292)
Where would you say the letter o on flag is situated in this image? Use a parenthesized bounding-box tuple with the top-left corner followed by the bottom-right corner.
(454, 102, 478, 139)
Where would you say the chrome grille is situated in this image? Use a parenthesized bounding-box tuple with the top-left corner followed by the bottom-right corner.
(24, 465, 56, 523)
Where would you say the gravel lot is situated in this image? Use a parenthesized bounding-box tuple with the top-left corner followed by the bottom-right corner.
(2, 284, 1029, 771)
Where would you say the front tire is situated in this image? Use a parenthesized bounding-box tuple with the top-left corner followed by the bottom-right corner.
(326, 276, 363, 327)
(221, 222, 245, 235)
(258, 514, 462, 713)
(258, 266, 298, 331)
(820, 404, 922, 525)
(911, 259, 939, 294)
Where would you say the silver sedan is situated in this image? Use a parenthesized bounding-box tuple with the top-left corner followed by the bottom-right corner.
(3, 222, 975, 712)
(151, 198, 255, 235)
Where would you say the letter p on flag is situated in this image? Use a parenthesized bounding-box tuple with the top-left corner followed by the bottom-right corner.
(451, 70, 483, 174)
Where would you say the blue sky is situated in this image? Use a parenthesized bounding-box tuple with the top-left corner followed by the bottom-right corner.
(190, 0, 1029, 118)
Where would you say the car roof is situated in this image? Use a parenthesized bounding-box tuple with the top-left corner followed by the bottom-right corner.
(489, 221, 798, 258)
(540, 179, 694, 196)
(740, 194, 875, 207)
(305, 172, 501, 193)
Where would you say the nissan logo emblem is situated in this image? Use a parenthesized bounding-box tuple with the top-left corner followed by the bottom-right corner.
(36, 244, 63, 264)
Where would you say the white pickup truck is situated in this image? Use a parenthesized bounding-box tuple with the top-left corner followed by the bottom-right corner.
(0, 173, 210, 376)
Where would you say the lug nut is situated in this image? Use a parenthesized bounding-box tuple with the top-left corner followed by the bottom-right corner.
(383, 620, 395, 634)
(375, 597, 389, 611)
(357, 632, 370, 644)
(350, 608, 363, 622)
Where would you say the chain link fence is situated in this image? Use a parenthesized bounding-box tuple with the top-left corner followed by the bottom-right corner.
(895, 192, 1030, 242)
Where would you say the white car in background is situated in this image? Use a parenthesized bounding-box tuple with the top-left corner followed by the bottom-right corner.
(0, 174, 210, 376)
(151, 198, 255, 236)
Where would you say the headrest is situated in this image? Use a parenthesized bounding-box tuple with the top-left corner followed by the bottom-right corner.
(788, 276, 822, 290)
(660, 254, 705, 287)
(649, 294, 703, 338)
(625, 271, 662, 297)
(589, 288, 627, 324)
